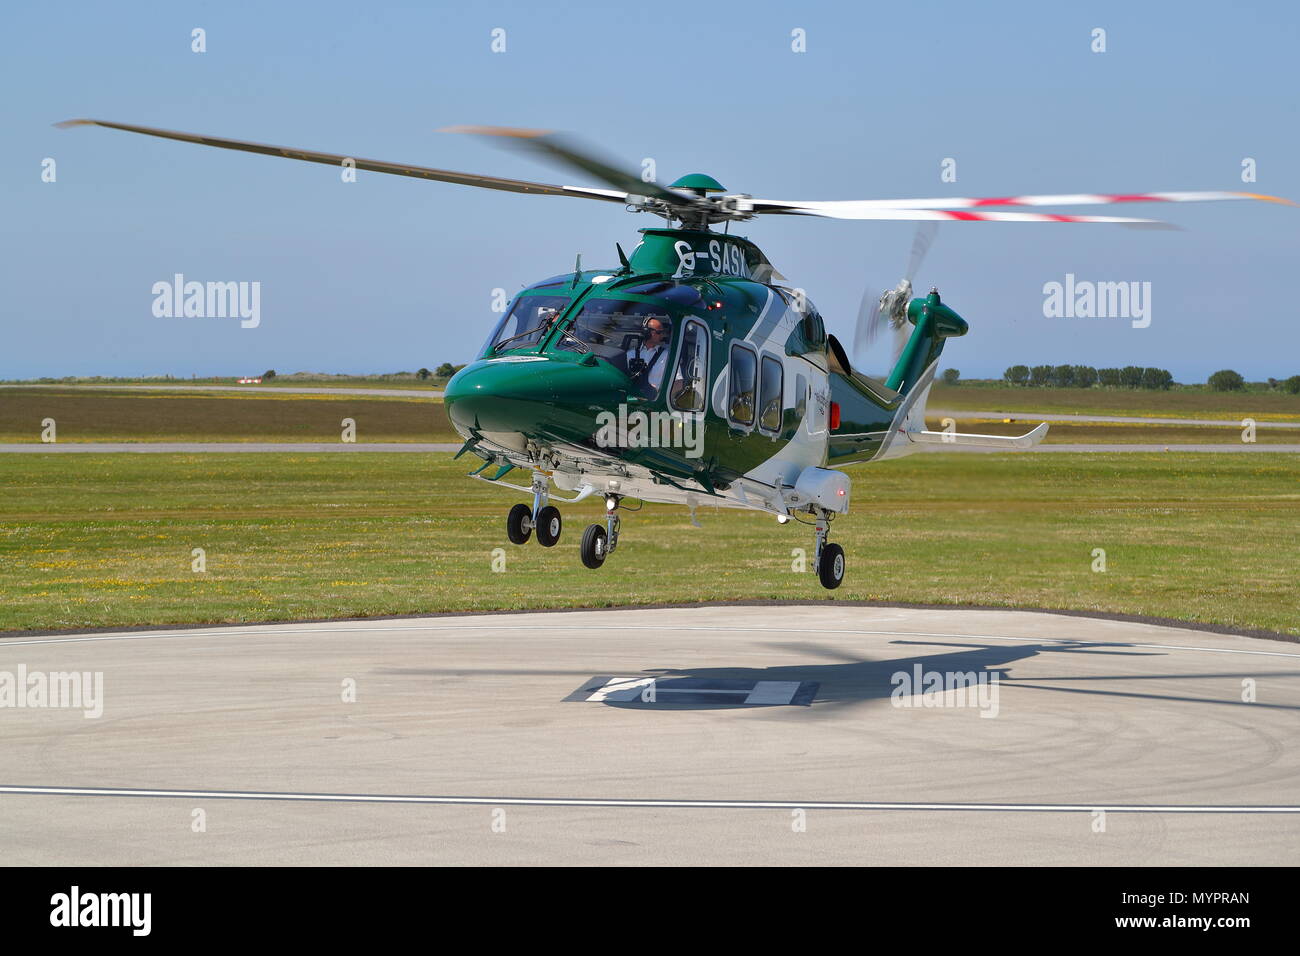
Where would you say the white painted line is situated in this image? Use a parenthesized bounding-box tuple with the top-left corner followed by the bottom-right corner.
(745, 681, 802, 705)
(585, 677, 653, 702)
(0, 785, 1296, 813)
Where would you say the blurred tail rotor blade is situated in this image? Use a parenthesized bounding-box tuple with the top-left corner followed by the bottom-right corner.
(905, 221, 938, 283)
(853, 283, 886, 362)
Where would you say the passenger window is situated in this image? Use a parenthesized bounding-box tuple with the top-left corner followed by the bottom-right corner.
(670, 321, 708, 412)
(728, 344, 756, 426)
(795, 373, 807, 424)
(759, 355, 783, 433)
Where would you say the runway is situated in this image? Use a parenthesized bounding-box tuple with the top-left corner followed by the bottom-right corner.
(1, 605, 1296, 866)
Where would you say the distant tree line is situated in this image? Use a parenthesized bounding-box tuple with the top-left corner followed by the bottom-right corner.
(1001, 365, 1173, 390)
(995, 366, 1300, 393)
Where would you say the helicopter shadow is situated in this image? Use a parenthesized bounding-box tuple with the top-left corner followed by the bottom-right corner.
(593, 639, 1300, 713)
(580, 639, 1146, 712)
(376, 639, 1300, 714)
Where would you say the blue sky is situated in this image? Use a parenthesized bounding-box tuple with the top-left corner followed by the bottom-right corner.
(3, 0, 1297, 380)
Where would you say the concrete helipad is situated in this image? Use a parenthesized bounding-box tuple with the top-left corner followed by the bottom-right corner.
(1, 605, 1296, 865)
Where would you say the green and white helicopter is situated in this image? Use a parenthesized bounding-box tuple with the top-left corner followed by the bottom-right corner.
(61, 119, 1290, 588)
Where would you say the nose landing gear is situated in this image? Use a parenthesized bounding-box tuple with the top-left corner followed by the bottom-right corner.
(506, 472, 563, 547)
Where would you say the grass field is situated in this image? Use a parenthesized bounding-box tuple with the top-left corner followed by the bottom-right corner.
(0, 388, 460, 443)
(931, 384, 1300, 421)
(0, 374, 452, 389)
(6, 387, 1299, 445)
(1, 452, 1295, 635)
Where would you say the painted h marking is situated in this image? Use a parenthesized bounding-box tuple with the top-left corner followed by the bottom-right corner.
(579, 677, 809, 706)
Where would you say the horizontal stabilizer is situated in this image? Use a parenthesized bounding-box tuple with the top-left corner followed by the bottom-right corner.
(908, 422, 1049, 449)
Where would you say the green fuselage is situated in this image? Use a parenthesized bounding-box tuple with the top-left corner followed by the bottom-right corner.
(444, 227, 965, 494)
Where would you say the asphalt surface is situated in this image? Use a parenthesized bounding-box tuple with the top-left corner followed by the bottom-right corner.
(1, 605, 1296, 865)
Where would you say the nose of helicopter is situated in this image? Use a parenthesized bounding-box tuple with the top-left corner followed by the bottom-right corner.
(443, 355, 626, 438)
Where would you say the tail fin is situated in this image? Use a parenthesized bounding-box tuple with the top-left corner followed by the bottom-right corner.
(885, 288, 968, 396)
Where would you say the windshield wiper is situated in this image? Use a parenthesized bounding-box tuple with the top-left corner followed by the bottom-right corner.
(492, 322, 551, 353)
(558, 327, 589, 353)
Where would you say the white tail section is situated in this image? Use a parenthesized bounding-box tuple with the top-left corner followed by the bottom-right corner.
(871, 359, 1049, 460)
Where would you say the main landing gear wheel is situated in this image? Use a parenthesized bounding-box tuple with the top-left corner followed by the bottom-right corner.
(535, 505, 562, 547)
(580, 524, 608, 569)
(506, 503, 532, 544)
(818, 542, 845, 590)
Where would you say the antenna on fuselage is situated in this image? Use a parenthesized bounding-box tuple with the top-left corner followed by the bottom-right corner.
(615, 242, 631, 274)
(570, 252, 582, 289)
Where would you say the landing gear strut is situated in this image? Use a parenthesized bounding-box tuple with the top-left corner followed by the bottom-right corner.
(506, 472, 562, 547)
(813, 511, 845, 590)
(581, 494, 621, 569)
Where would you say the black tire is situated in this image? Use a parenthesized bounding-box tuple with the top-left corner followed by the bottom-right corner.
(818, 542, 845, 590)
(580, 524, 608, 569)
(506, 503, 532, 544)
(535, 505, 562, 547)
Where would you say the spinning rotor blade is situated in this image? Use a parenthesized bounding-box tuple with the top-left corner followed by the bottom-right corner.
(852, 281, 886, 359)
(441, 125, 699, 208)
(753, 202, 1162, 224)
(854, 222, 939, 363)
(55, 118, 631, 204)
(776, 190, 1296, 210)
(751, 188, 1292, 225)
(906, 221, 939, 284)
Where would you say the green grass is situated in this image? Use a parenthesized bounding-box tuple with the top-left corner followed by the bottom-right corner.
(6, 387, 1297, 446)
(1, 452, 1296, 635)
(931, 384, 1300, 421)
(0, 374, 452, 389)
(0, 388, 459, 443)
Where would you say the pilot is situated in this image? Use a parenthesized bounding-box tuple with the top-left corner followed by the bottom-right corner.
(626, 317, 670, 397)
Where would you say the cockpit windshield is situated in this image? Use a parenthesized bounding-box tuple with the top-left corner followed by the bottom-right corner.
(558, 298, 673, 398)
(482, 294, 571, 354)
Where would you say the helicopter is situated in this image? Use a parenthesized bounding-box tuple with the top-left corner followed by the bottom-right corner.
(59, 118, 1291, 588)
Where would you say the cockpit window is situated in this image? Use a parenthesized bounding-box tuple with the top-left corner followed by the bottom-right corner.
(482, 294, 570, 354)
(558, 298, 673, 399)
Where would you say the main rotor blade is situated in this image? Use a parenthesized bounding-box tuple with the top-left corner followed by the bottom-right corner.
(751, 201, 1163, 224)
(56, 118, 631, 203)
(441, 125, 698, 208)
(755, 190, 1293, 213)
